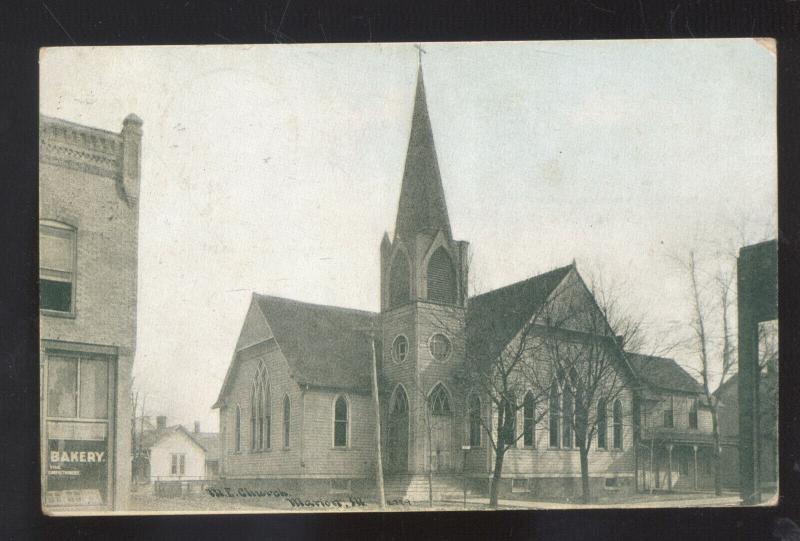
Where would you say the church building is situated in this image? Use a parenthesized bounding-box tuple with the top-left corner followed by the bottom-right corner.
(213, 66, 718, 501)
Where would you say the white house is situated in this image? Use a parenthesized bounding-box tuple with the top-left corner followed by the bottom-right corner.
(141, 417, 210, 481)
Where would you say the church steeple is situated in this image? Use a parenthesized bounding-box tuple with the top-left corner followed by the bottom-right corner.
(394, 65, 452, 241)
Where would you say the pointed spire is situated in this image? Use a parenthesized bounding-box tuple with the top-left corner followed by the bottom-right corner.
(394, 65, 452, 241)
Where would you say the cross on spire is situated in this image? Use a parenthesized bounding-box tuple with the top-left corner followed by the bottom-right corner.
(413, 43, 426, 67)
(394, 51, 452, 241)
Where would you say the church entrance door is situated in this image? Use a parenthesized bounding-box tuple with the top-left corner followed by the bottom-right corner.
(430, 416, 452, 472)
(428, 384, 453, 472)
(387, 386, 409, 473)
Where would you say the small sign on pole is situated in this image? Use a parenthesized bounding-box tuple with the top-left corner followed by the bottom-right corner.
(461, 446, 470, 507)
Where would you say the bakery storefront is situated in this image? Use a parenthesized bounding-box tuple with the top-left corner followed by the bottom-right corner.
(42, 342, 116, 510)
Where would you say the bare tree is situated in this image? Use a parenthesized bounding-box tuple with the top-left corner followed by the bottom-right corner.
(441, 300, 554, 507)
(535, 276, 646, 504)
(675, 251, 736, 496)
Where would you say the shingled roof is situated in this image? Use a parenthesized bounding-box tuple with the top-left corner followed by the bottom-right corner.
(140, 425, 207, 453)
(395, 66, 452, 241)
(626, 352, 703, 394)
(466, 264, 573, 367)
(256, 295, 380, 393)
(188, 431, 220, 460)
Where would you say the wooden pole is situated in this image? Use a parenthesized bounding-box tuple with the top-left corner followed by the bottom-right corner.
(371, 339, 386, 509)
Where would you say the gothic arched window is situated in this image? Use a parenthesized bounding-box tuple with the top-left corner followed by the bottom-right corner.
(389, 252, 411, 308)
(283, 395, 291, 448)
(562, 384, 574, 448)
(613, 399, 623, 450)
(250, 389, 257, 450)
(427, 247, 456, 304)
(502, 393, 516, 447)
(334, 395, 349, 447)
(392, 386, 409, 414)
(468, 394, 482, 447)
(549, 384, 560, 448)
(429, 384, 451, 416)
(523, 391, 535, 447)
(234, 405, 241, 453)
(597, 398, 608, 449)
(251, 363, 270, 451)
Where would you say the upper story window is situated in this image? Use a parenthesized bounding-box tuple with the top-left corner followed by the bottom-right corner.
(663, 395, 674, 428)
(389, 252, 411, 308)
(689, 397, 698, 429)
(40, 220, 76, 315)
(427, 247, 456, 304)
(392, 335, 409, 363)
(429, 333, 452, 361)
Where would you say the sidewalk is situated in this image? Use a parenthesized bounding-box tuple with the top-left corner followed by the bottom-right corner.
(444, 493, 743, 510)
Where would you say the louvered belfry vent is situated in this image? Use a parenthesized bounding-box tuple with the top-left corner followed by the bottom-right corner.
(427, 247, 456, 304)
(390, 253, 411, 308)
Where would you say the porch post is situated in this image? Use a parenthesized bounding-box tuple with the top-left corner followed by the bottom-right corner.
(692, 445, 698, 491)
(655, 449, 660, 489)
(666, 444, 673, 492)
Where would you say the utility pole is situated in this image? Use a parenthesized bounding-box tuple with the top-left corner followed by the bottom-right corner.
(371, 339, 386, 509)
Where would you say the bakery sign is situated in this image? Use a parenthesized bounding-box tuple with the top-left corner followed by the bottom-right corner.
(46, 438, 108, 507)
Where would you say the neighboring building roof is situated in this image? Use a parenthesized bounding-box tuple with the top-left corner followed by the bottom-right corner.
(139, 427, 174, 450)
(139, 425, 207, 454)
(626, 352, 704, 394)
(466, 264, 574, 366)
(188, 431, 220, 460)
(395, 66, 452, 241)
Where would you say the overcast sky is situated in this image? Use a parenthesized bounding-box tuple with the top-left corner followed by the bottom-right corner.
(41, 40, 776, 431)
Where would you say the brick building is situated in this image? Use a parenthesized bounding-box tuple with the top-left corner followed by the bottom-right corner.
(39, 114, 142, 511)
(213, 67, 720, 501)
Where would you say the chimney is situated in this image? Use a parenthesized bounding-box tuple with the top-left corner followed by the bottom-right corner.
(194, 421, 201, 434)
(156, 415, 167, 429)
(120, 113, 143, 207)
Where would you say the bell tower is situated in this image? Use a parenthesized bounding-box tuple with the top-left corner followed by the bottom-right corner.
(380, 61, 469, 475)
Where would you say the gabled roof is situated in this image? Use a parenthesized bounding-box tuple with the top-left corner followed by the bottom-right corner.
(395, 66, 452, 241)
(466, 264, 574, 366)
(256, 295, 379, 392)
(188, 431, 220, 460)
(214, 294, 380, 406)
(140, 425, 207, 453)
(626, 352, 704, 394)
(714, 373, 738, 399)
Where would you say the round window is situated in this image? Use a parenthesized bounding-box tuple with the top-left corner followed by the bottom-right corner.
(392, 335, 409, 363)
(429, 333, 452, 361)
